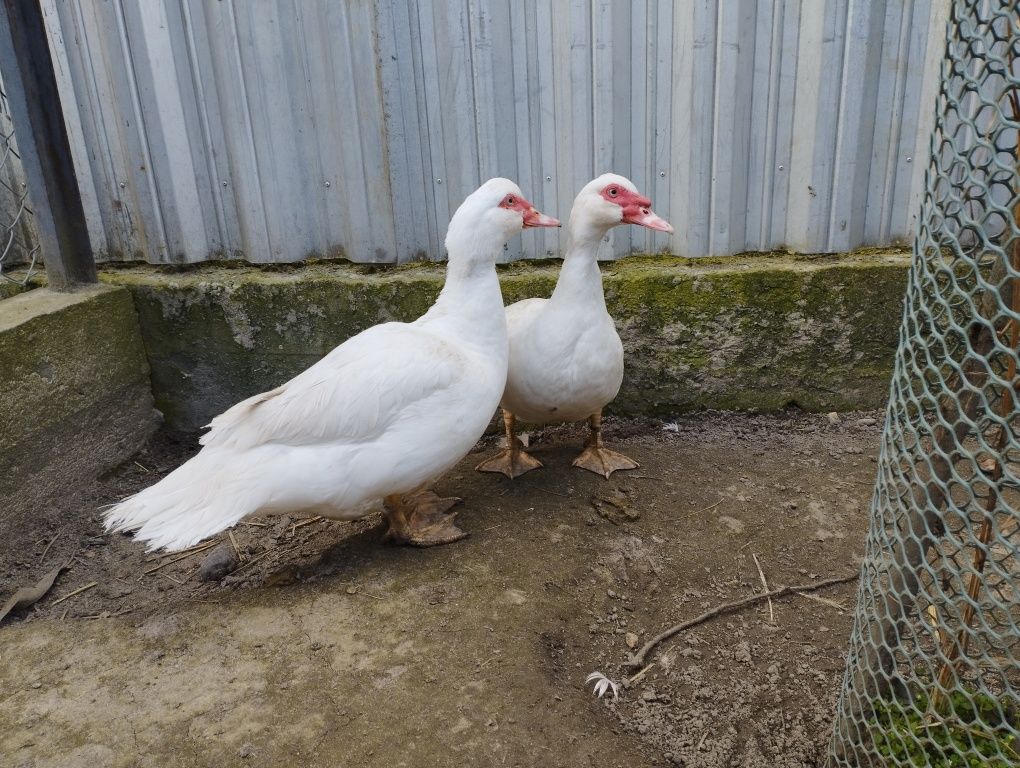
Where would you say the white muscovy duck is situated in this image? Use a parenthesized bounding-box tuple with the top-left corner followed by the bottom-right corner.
(476, 173, 672, 479)
(105, 179, 559, 550)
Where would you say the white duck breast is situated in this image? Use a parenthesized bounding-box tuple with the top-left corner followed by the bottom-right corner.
(502, 297, 624, 424)
(476, 173, 673, 480)
(104, 178, 559, 551)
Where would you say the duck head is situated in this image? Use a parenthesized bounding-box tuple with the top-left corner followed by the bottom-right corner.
(445, 178, 560, 260)
(569, 173, 673, 239)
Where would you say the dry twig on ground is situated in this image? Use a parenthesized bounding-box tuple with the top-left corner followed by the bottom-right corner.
(626, 574, 859, 669)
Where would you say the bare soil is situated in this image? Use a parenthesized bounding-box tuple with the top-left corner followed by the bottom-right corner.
(0, 411, 882, 767)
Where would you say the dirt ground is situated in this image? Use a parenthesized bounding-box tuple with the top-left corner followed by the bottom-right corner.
(0, 411, 883, 767)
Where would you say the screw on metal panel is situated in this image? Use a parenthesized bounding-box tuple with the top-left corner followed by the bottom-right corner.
(906, 157, 913, 163)
(778, 165, 784, 171)
(436, 178, 443, 184)
(659, 171, 666, 177)
(119, 181, 126, 188)
(545, 175, 551, 181)
(221, 180, 228, 187)
(324, 181, 331, 187)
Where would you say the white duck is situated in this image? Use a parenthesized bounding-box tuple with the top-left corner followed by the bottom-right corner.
(105, 179, 559, 550)
(476, 173, 672, 479)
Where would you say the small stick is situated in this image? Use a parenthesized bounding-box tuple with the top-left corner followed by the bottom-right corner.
(141, 543, 217, 576)
(52, 581, 98, 605)
(83, 607, 133, 620)
(626, 574, 859, 668)
(241, 521, 269, 528)
(60, 608, 69, 620)
(796, 591, 846, 611)
(146, 540, 216, 561)
(228, 530, 244, 563)
(627, 663, 655, 686)
(39, 533, 61, 563)
(163, 573, 183, 585)
(692, 499, 723, 515)
(134, 461, 151, 473)
(751, 553, 775, 624)
(292, 516, 324, 531)
(231, 548, 277, 575)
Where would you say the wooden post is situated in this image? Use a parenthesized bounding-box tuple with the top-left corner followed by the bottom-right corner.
(0, 0, 93, 290)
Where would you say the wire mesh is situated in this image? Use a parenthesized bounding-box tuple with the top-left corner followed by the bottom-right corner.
(828, 2, 1020, 766)
(0, 72, 39, 286)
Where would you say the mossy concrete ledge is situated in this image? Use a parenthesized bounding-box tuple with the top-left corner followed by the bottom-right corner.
(101, 252, 909, 431)
(0, 285, 158, 536)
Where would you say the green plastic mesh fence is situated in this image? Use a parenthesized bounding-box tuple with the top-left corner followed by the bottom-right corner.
(828, 2, 1020, 766)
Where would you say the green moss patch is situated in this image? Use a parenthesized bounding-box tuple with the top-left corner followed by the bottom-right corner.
(1, 284, 158, 547)
(102, 253, 909, 430)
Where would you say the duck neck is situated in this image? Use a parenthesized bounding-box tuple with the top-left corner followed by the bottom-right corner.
(426, 244, 507, 350)
(550, 218, 610, 309)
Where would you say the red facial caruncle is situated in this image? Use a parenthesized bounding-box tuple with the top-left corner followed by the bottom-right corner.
(600, 184, 673, 233)
(500, 193, 560, 228)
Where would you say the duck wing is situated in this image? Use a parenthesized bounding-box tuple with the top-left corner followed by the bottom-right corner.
(200, 322, 464, 451)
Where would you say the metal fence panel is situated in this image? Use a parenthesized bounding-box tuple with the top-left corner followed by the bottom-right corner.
(0, 74, 39, 283)
(43, 0, 949, 264)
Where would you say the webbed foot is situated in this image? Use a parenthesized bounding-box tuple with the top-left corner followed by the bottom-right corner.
(475, 445, 544, 479)
(383, 491, 468, 547)
(475, 409, 543, 479)
(572, 445, 640, 479)
(573, 410, 640, 478)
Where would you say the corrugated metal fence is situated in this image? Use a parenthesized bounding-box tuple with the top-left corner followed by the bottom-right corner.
(42, 0, 949, 264)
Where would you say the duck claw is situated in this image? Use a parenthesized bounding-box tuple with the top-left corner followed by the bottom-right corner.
(572, 446, 640, 479)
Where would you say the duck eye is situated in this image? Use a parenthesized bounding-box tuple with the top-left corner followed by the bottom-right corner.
(608, 187, 618, 196)
(505, 196, 515, 207)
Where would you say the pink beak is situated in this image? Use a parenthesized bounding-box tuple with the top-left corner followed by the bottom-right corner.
(521, 207, 560, 229)
(621, 194, 673, 233)
(513, 195, 560, 228)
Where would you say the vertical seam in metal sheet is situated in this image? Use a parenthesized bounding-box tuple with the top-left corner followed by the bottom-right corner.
(380, 1, 418, 260)
(464, 0, 482, 184)
(740, 3, 757, 252)
(589, 0, 596, 176)
(338, 6, 375, 259)
(366, 3, 401, 260)
(826, 0, 854, 251)
(112, 0, 168, 259)
(179, 1, 229, 254)
(708, 0, 723, 255)
(413, 1, 444, 258)
(225, 0, 270, 259)
(69, 0, 120, 256)
(406, 0, 438, 258)
(760, 1, 782, 248)
(296, 4, 328, 259)
(882, 0, 912, 243)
